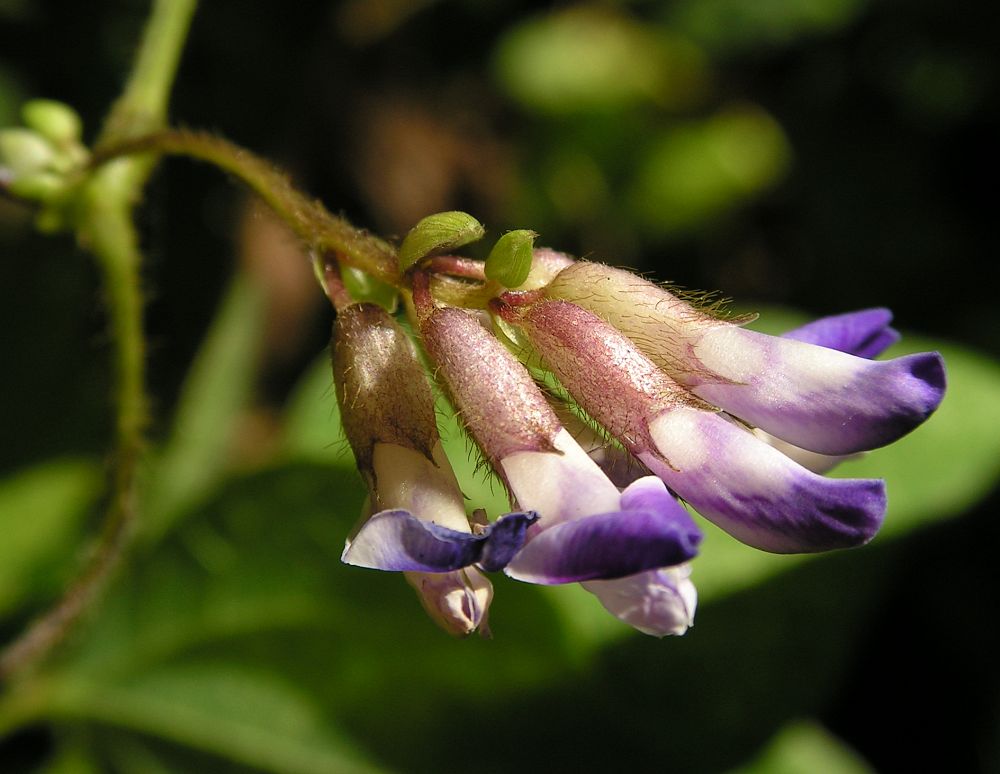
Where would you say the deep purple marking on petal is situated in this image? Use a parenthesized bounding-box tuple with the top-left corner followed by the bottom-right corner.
(478, 511, 540, 572)
(642, 410, 888, 553)
(692, 329, 947, 455)
(342, 510, 480, 572)
(505, 493, 701, 585)
(783, 308, 900, 359)
(343, 509, 537, 573)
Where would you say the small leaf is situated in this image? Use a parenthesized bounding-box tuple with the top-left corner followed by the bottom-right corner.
(485, 229, 537, 288)
(397, 211, 484, 271)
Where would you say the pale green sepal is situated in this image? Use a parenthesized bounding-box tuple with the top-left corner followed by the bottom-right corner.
(398, 211, 484, 271)
(485, 229, 537, 288)
(22, 99, 83, 145)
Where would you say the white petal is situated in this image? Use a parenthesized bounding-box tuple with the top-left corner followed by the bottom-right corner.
(371, 441, 469, 532)
(500, 428, 620, 528)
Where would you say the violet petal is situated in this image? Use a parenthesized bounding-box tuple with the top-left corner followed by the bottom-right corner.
(343, 509, 537, 573)
(640, 408, 887, 553)
(691, 326, 945, 455)
(783, 307, 900, 359)
(504, 477, 701, 584)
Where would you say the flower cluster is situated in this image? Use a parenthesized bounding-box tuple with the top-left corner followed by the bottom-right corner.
(330, 250, 945, 637)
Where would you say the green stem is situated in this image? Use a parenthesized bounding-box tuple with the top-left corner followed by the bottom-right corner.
(0, 0, 197, 685)
(92, 129, 401, 286)
(99, 0, 199, 146)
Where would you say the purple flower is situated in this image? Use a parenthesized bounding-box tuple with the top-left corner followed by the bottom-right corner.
(758, 308, 903, 473)
(492, 284, 944, 555)
(543, 262, 945, 457)
(331, 302, 534, 635)
(414, 275, 702, 635)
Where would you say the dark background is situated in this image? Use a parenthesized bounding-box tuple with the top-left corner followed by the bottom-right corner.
(1, 1, 998, 771)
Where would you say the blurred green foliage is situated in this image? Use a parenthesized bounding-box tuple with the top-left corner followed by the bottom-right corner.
(2, 0, 998, 772)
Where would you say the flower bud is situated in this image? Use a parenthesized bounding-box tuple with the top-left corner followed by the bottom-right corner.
(0, 128, 55, 180)
(419, 304, 562, 468)
(331, 302, 438, 486)
(22, 99, 83, 146)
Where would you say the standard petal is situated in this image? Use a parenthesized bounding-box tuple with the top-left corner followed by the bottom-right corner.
(638, 407, 887, 553)
(690, 325, 946, 455)
(583, 564, 697, 637)
(783, 308, 900, 359)
(504, 478, 701, 584)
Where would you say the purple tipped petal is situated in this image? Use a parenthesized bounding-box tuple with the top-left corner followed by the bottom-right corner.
(691, 327, 946, 455)
(478, 511, 540, 572)
(505, 477, 701, 584)
(343, 510, 537, 573)
(783, 308, 900, 359)
(639, 408, 887, 553)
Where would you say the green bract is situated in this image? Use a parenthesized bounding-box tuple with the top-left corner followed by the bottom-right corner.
(485, 229, 537, 288)
(398, 211, 484, 271)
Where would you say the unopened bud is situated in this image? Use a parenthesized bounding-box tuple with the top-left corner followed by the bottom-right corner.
(7, 171, 66, 201)
(22, 99, 83, 146)
(331, 303, 438, 482)
(0, 128, 55, 179)
(419, 305, 561, 466)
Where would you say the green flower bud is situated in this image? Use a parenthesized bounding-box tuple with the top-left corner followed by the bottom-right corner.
(22, 100, 83, 146)
(8, 171, 66, 201)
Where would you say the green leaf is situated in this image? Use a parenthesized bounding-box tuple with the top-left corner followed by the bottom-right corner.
(728, 720, 874, 774)
(282, 355, 354, 468)
(397, 211, 484, 271)
(495, 8, 708, 113)
(628, 104, 791, 236)
(669, 0, 866, 56)
(0, 459, 101, 617)
(143, 273, 266, 543)
(6, 464, 571, 768)
(48, 665, 384, 774)
(485, 229, 536, 288)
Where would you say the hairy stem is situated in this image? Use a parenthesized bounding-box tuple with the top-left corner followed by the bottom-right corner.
(0, 0, 197, 684)
(92, 129, 401, 286)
